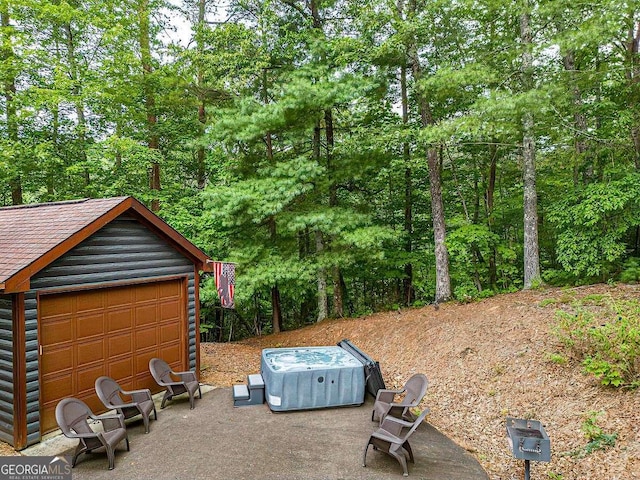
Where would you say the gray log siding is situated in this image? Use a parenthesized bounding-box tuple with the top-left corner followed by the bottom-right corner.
(24, 216, 197, 445)
(0, 295, 14, 445)
(24, 293, 40, 445)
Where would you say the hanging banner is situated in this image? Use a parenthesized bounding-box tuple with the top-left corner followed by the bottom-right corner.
(213, 261, 236, 308)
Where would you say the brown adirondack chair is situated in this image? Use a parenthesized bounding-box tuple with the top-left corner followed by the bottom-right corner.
(95, 376, 157, 433)
(55, 397, 130, 470)
(363, 408, 430, 477)
(149, 357, 201, 409)
(371, 373, 428, 423)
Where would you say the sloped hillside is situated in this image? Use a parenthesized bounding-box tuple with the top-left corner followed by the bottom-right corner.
(200, 283, 640, 480)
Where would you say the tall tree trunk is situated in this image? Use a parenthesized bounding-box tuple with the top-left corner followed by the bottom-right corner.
(265, 79, 282, 332)
(308, 0, 328, 320)
(400, 62, 414, 305)
(325, 108, 344, 318)
(139, 0, 161, 211)
(625, 15, 640, 170)
(271, 284, 282, 333)
(315, 229, 328, 322)
(269, 217, 282, 333)
(562, 50, 590, 183)
(428, 147, 451, 302)
(1, 9, 22, 205)
(196, 0, 207, 189)
(306, 0, 342, 318)
(626, 14, 640, 253)
(397, 0, 414, 306)
(115, 114, 123, 170)
(486, 143, 498, 289)
(63, 22, 90, 187)
(312, 113, 328, 320)
(407, 13, 451, 303)
(520, 4, 541, 289)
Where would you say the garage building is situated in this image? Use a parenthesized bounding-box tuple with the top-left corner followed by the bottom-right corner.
(0, 197, 212, 449)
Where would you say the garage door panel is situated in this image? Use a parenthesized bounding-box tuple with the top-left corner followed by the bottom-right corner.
(160, 302, 180, 321)
(160, 323, 181, 343)
(76, 290, 104, 312)
(134, 305, 157, 326)
(107, 287, 134, 307)
(158, 345, 181, 366)
(40, 279, 186, 435)
(107, 357, 133, 379)
(134, 350, 156, 374)
(39, 295, 74, 317)
(76, 314, 105, 338)
(158, 281, 180, 297)
(135, 327, 158, 349)
(135, 374, 158, 393)
(135, 283, 158, 301)
(41, 376, 74, 402)
(41, 319, 74, 345)
(41, 347, 73, 375)
(77, 338, 106, 365)
(109, 333, 133, 357)
(77, 365, 105, 395)
(107, 309, 134, 332)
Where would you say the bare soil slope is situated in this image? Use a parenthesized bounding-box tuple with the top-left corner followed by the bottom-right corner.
(201, 284, 639, 480)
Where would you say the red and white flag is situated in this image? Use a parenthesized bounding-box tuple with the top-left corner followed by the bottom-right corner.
(213, 261, 236, 308)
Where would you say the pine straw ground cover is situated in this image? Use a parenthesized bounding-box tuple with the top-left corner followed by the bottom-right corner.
(1, 284, 638, 480)
(200, 283, 639, 480)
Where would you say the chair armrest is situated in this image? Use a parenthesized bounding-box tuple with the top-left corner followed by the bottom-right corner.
(375, 388, 402, 403)
(161, 380, 187, 388)
(386, 403, 412, 420)
(112, 401, 138, 409)
(383, 416, 414, 428)
(379, 416, 406, 437)
(371, 428, 403, 444)
(121, 388, 153, 403)
(65, 431, 102, 440)
(174, 371, 197, 383)
(92, 412, 125, 431)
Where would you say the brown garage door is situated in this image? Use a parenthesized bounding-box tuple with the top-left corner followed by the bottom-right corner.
(39, 279, 187, 434)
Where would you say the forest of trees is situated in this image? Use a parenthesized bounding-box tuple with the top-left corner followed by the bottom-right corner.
(1, 0, 639, 340)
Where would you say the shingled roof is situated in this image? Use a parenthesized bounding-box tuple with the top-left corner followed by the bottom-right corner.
(0, 196, 212, 293)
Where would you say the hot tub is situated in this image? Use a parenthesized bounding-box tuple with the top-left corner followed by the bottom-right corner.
(261, 346, 365, 411)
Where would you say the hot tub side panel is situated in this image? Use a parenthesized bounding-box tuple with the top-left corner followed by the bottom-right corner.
(261, 359, 365, 411)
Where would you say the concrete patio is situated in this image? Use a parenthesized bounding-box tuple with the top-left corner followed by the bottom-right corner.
(24, 386, 488, 480)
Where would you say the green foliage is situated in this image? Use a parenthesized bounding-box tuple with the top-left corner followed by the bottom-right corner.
(547, 353, 568, 365)
(2, 0, 640, 338)
(620, 257, 640, 284)
(560, 410, 617, 459)
(548, 175, 640, 278)
(446, 220, 519, 300)
(542, 269, 584, 287)
(453, 282, 496, 303)
(552, 299, 640, 388)
(581, 411, 608, 441)
(564, 411, 618, 458)
(539, 298, 559, 307)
